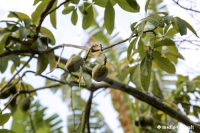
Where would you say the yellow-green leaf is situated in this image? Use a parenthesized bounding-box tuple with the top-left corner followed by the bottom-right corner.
(0, 113, 11, 126)
(94, 0, 116, 7)
(130, 65, 142, 89)
(146, 14, 164, 27)
(8, 12, 30, 21)
(82, 4, 94, 29)
(127, 38, 137, 60)
(36, 54, 48, 75)
(173, 17, 187, 36)
(31, 0, 49, 25)
(140, 57, 148, 76)
(114, 0, 140, 12)
(40, 27, 55, 45)
(145, 0, 150, 13)
(19, 26, 30, 40)
(104, 0, 115, 34)
(71, 10, 78, 25)
(62, 6, 75, 14)
(47, 51, 57, 71)
(154, 38, 175, 48)
(0, 32, 10, 53)
(50, 0, 57, 29)
(126, 0, 139, 10)
(177, 17, 199, 37)
(153, 51, 176, 73)
(141, 60, 152, 91)
(0, 129, 15, 133)
(138, 38, 145, 59)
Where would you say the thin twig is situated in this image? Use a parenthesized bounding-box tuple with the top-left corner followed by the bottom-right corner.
(172, 0, 200, 13)
(35, 0, 56, 38)
(93, 27, 157, 52)
(0, 55, 34, 93)
(48, 0, 70, 15)
(29, 114, 36, 133)
(70, 87, 76, 132)
(82, 92, 93, 133)
(46, 46, 64, 74)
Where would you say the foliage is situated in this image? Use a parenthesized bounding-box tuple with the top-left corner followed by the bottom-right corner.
(0, 0, 200, 133)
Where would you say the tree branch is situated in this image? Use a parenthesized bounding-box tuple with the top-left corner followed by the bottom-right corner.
(35, 0, 56, 38)
(57, 56, 200, 133)
(48, 0, 70, 15)
(0, 55, 34, 93)
(172, 0, 200, 13)
(0, 50, 31, 57)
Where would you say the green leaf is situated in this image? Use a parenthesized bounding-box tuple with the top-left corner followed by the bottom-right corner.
(141, 60, 152, 91)
(62, 6, 75, 14)
(168, 45, 184, 59)
(154, 38, 175, 48)
(114, 0, 140, 12)
(94, 0, 116, 7)
(145, 0, 150, 13)
(71, 9, 78, 25)
(126, 0, 139, 10)
(0, 32, 10, 53)
(0, 113, 11, 126)
(9, 54, 20, 67)
(0, 56, 9, 73)
(71, 0, 80, 4)
(173, 17, 187, 36)
(33, 0, 42, 5)
(104, 0, 115, 34)
(36, 54, 48, 75)
(82, 4, 94, 29)
(186, 81, 196, 92)
(0, 129, 15, 133)
(177, 17, 199, 37)
(47, 51, 57, 71)
(138, 38, 145, 59)
(164, 15, 173, 25)
(11, 64, 16, 73)
(152, 72, 163, 98)
(153, 51, 176, 73)
(165, 27, 178, 37)
(127, 38, 137, 60)
(82, 73, 92, 88)
(138, 20, 146, 37)
(130, 65, 142, 89)
(31, 0, 49, 25)
(50, 0, 57, 29)
(193, 76, 200, 88)
(19, 26, 30, 40)
(40, 27, 55, 45)
(31, 38, 48, 51)
(146, 14, 164, 27)
(8, 12, 30, 21)
(140, 57, 148, 76)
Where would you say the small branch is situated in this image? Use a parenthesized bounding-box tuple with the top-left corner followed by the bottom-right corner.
(172, 0, 200, 13)
(20, 83, 61, 94)
(1, 93, 19, 113)
(70, 87, 76, 132)
(57, 57, 200, 133)
(29, 114, 36, 133)
(0, 50, 31, 57)
(82, 92, 93, 133)
(48, 0, 70, 15)
(40, 43, 89, 54)
(0, 55, 34, 93)
(93, 27, 157, 52)
(35, 0, 56, 38)
(46, 46, 64, 74)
